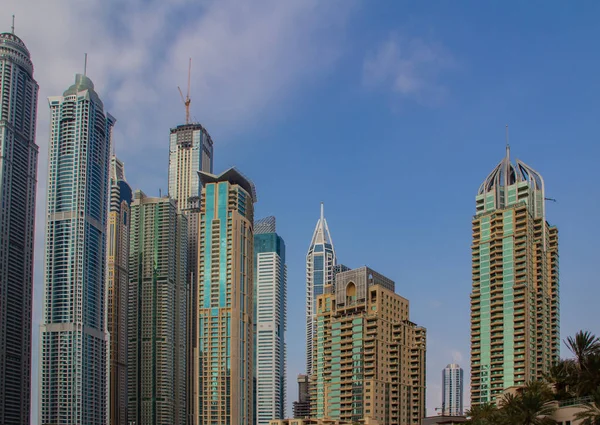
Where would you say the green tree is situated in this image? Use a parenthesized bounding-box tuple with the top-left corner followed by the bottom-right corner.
(466, 402, 500, 425)
(497, 381, 556, 425)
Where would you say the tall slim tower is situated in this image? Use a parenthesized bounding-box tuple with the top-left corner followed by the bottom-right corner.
(168, 119, 214, 425)
(310, 267, 427, 425)
(107, 156, 132, 425)
(195, 168, 256, 425)
(128, 191, 188, 425)
(442, 363, 464, 416)
(0, 28, 39, 425)
(305, 203, 336, 376)
(40, 73, 114, 425)
(470, 146, 559, 405)
(254, 216, 287, 425)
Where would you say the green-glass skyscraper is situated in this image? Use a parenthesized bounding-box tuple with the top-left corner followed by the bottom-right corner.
(470, 146, 559, 405)
(128, 191, 188, 425)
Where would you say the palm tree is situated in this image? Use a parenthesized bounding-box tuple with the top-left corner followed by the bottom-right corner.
(498, 381, 556, 425)
(466, 402, 500, 425)
(565, 331, 600, 397)
(574, 387, 600, 425)
(545, 359, 577, 400)
(565, 331, 600, 371)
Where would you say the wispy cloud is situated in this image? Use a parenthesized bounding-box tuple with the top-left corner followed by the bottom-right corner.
(363, 32, 455, 106)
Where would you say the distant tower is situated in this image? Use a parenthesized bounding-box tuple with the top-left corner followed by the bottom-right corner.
(194, 168, 257, 425)
(305, 203, 336, 376)
(470, 145, 559, 405)
(0, 27, 39, 425)
(442, 363, 464, 416)
(127, 191, 188, 425)
(41, 73, 115, 425)
(107, 156, 132, 425)
(253, 216, 287, 425)
(292, 375, 310, 419)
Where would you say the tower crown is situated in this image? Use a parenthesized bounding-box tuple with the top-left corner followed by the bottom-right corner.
(0, 32, 34, 75)
(478, 146, 544, 195)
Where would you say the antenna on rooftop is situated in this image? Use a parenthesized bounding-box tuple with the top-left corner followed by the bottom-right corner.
(178, 58, 192, 124)
(11, 15, 15, 34)
(84, 53, 88, 76)
(505, 124, 510, 153)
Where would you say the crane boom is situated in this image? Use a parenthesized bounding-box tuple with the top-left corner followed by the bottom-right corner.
(177, 58, 192, 124)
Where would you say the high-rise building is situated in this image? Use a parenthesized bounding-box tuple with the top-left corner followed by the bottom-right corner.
(168, 122, 214, 425)
(128, 191, 188, 425)
(0, 28, 39, 425)
(442, 364, 463, 416)
(40, 73, 114, 425)
(310, 267, 427, 425)
(254, 216, 287, 425)
(470, 146, 559, 405)
(292, 375, 310, 419)
(107, 156, 132, 425)
(194, 168, 256, 425)
(306, 203, 336, 376)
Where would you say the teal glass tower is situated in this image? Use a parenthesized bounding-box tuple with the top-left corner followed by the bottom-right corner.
(194, 168, 256, 425)
(40, 74, 115, 425)
(253, 217, 287, 425)
(305, 203, 336, 376)
(0, 28, 39, 425)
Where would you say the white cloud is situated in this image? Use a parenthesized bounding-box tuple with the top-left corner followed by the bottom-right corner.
(5, 1, 354, 422)
(363, 32, 455, 106)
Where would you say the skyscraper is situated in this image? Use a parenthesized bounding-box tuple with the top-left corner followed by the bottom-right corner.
(194, 168, 256, 425)
(0, 28, 39, 425)
(40, 73, 114, 425)
(470, 145, 559, 405)
(310, 267, 427, 425)
(442, 364, 464, 416)
(292, 375, 310, 419)
(128, 191, 188, 425)
(254, 216, 287, 425)
(306, 203, 336, 376)
(168, 122, 214, 425)
(107, 156, 132, 425)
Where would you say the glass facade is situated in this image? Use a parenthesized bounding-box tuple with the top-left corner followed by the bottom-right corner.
(254, 219, 287, 425)
(196, 169, 256, 425)
(40, 74, 114, 425)
(0, 31, 39, 425)
(306, 205, 336, 376)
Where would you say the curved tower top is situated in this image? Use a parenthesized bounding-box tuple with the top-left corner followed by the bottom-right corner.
(476, 145, 546, 221)
(0, 32, 34, 76)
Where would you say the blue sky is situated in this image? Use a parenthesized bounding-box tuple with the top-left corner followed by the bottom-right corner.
(7, 0, 600, 421)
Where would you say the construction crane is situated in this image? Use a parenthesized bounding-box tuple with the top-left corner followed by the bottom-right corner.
(178, 58, 192, 124)
(545, 197, 557, 203)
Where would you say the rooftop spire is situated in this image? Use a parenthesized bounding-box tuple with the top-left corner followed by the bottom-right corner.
(505, 124, 510, 160)
(84, 53, 88, 76)
(320, 201, 324, 221)
(11, 15, 14, 34)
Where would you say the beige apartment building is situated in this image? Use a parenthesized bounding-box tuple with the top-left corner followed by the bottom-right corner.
(471, 147, 559, 406)
(310, 267, 426, 425)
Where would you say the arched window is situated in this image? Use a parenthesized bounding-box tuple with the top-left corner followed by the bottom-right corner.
(346, 282, 357, 305)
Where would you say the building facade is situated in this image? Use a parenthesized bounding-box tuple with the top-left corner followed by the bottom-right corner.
(306, 203, 336, 376)
(442, 364, 463, 416)
(107, 156, 132, 425)
(127, 192, 188, 425)
(254, 216, 287, 425)
(293, 375, 310, 419)
(470, 146, 559, 405)
(194, 168, 256, 425)
(40, 74, 114, 425)
(310, 267, 426, 425)
(0, 30, 39, 425)
(168, 122, 214, 425)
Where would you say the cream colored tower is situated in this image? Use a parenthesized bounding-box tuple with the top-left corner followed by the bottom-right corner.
(310, 267, 426, 425)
